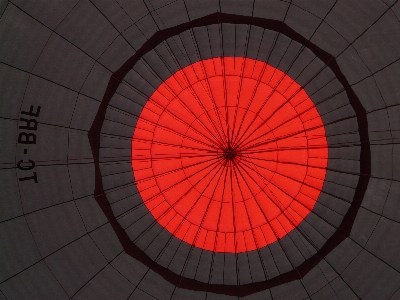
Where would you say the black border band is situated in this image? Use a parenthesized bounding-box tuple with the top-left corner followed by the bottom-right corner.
(88, 12, 371, 297)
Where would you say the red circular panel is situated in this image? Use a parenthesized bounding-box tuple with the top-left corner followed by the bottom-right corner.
(131, 57, 328, 253)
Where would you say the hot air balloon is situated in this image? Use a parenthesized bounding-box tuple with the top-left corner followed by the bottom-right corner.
(1, 1, 399, 299)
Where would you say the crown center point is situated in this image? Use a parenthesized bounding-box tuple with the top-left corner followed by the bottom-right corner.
(223, 147, 237, 160)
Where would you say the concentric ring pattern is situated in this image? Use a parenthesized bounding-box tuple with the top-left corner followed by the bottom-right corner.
(1, 1, 400, 300)
(94, 14, 366, 295)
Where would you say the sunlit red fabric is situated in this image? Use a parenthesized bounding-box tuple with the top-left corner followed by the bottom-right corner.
(131, 57, 328, 253)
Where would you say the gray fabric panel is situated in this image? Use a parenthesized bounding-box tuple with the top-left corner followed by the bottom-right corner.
(195, 250, 213, 283)
(0, 262, 69, 300)
(111, 253, 149, 286)
(137, 270, 175, 300)
(310, 284, 338, 300)
(89, 223, 123, 261)
(247, 251, 267, 283)
(336, 46, 371, 85)
(354, 10, 400, 74)
(0, 120, 17, 167)
(325, 0, 387, 42)
(371, 145, 393, 179)
(293, 0, 336, 19)
(182, 246, 203, 279)
(325, 238, 362, 274)
(72, 265, 134, 300)
(91, 0, 134, 32)
(0, 4, 52, 72)
(11, 0, 78, 29)
(0, 217, 41, 282)
(135, 13, 158, 40)
(241, 290, 272, 300)
(383, 180, 400, 222)
(0, 169, 22, 221)
(285, 3, 322, 39)
(150, 0, 189, 30)
(0, 64, 30, 119)
(328, 277, 359, 300)
(270, 280, 309, 300)
(253, 0, 290, 21)
(26, 202, 86, 257)
(352, 76, 387, 112)
(33, 34, 95, 91)
(22, 124, 69, 165)
(68, 163, 95, 199)
(350, 207, 381, 247)
(302, 264, 331, 296)
(44, 235, 108, 297)
(209, 252, 225, 284)
(223, 252, 238, 285)
(220, 0, 254, 16)
(365, 217, 400, 272)
(172, 287, 207, 300)
(311, 23, 348, 58)
(341, 249, 400, 300)
(374, 58, 400, 107)
(206, 292, 239, 300)
(154, 232, 183, 268)
(128, 288, 157, 300)
(80, 63, 113, 101)
(122, 23, 150, 52)
(185, 0, 219, 20)
(237, 252, 252, 285)
(361, 177, 391, 215)
(75, 195, 108, 232)
(19, 165, 73, 212)
(23, 75, 78, 127)
(55, 0, 119, 60)
(68, 131, 93, 162)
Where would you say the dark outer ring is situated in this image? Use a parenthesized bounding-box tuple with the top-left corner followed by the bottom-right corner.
(88, 12, 371, 297)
